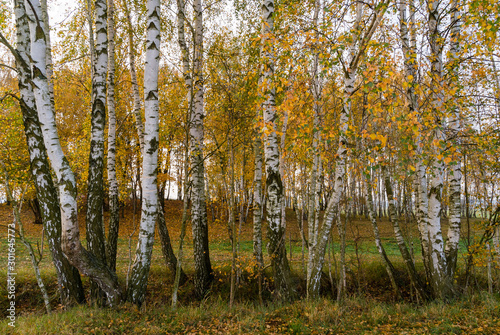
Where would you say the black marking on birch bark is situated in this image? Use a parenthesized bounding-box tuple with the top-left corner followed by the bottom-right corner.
(147, 137, 159, 155)
(146, 90, 158, 101)
(266, 170, 283, 196)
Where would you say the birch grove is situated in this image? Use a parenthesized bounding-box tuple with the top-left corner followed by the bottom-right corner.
(2, 0, 500, 314)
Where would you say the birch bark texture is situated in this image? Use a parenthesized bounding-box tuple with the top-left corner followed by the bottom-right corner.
(444, 0, 462, 280)
(399, 0, 431, 279)
(14, 0, 84, 306)
(123, 0, 145, 154)
(127, 0, 161, 307)
(106, 0, 120, 272)
(26, 0, 122, 306)
(306, 0, 323, 292)
(260, 0, 294, 301)
(86, 0, 109, 303)
(426, 0, 453, 299)
(253, 121, 264, 269)
(190, 0, 213, 298)
(252, 107, 264, 303)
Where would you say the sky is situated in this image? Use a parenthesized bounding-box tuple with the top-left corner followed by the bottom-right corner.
(46, 0, 77, 42)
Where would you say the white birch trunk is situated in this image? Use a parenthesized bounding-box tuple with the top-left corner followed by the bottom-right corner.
(106, 0, 119, 272)
(177, 0, 192, 108)
(126, 0, 161, 307)
(400, 0, 431, 277)
(14, 0, 85, 306)
(190, 0, 213, 298)
(280, 108, 289, 230)
(307, 0, 388, 298)
(253, 125, 264, 268)
(444, 0, 462, 278)
(253, 111, 264, 303)
(27, 0, 121, 306)
(85, 0, 95, 92)
(86, 0, 109, 303)
(306, 0, 322, 290)
(426, 0, 452, 298)
(125, 0, 160, 306)
(261, 0, 294, 301)
(40, 0, 55, 114)
(123, 0, 145, 154)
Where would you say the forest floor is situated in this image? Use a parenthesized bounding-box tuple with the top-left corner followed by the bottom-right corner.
(0, 200, 499, 334)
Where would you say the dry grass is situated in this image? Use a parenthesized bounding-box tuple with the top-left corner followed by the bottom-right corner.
(0, 201, 497, 334)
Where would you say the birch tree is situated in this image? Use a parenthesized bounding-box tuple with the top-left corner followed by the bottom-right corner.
(444, 0, 462, 280)
(26, 0, 122, 306)
(123, 0, 145, 154)
(307, 0, 389, 299)
(260, 0, 294, 300)
(11, 0, 84, 306)
(306, 0, 323, 291)
(121, 0, 183, 282)
(190, 0, 213, 298)
(106, 0, 119, 272)
(426, 0, 453, 298)
(253, 110, 264, 301)
(126, 0, 161, 306)
(399, 0, 431, 279)
(86, 0, 109, 303)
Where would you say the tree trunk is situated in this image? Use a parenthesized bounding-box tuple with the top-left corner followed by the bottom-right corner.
(188, 0, 213, 299)
(14, 0, 85, 306)
(86, 0, 109, 304)
(261, 0, 294, 301)
(126, 0, 161, 307)
(306, 0, 323, 292)
(157, 198, 187, 284)
(253, 119, 264, 303)
(228, 131, 237, 308)
(27, 0, 122, 306)
(307, 1, 388, 298)
(444, 0, 462, 280)
(426, 0, 453, 299)
(106, 0, 119, 273)
(400, 0, 431, 280)
(171, 132, 190, 309)
(40, 0, 55, 110)
(383, 166, 427, 300)
(29, 198, 43, 225)
(123, 0, 145, 154)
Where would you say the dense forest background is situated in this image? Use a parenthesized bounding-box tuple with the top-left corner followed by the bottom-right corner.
(0, 0, 499, 333)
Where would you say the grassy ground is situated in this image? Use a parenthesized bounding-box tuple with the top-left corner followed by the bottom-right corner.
(0, 201, 498, 334)
(2, 293, 500, 334)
